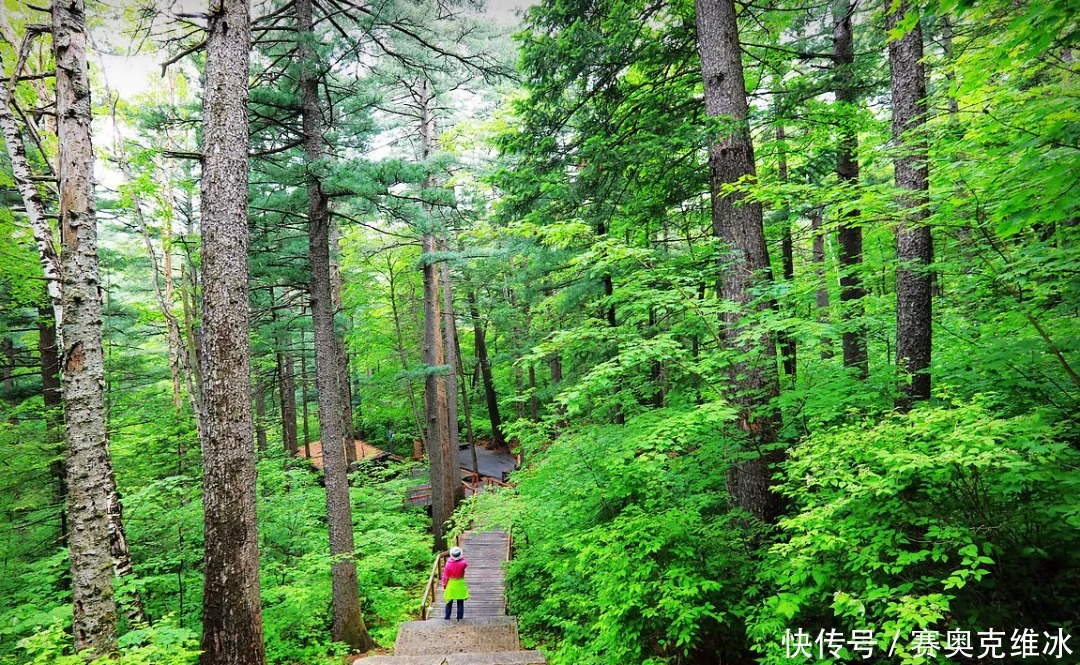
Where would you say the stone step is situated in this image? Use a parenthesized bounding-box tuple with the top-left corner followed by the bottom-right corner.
(394, 617, 520, 656)
(353, 651, 546, 665)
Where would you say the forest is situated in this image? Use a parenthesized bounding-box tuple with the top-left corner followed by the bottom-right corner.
(0, 0, 1077, 663)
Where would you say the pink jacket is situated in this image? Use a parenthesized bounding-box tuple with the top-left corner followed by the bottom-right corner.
(442, 558, 467, 587)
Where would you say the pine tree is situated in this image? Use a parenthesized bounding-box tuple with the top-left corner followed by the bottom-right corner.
(198, 0, 267, 662)
(694, 0, 784, 523)
(887, 0, 932, 405)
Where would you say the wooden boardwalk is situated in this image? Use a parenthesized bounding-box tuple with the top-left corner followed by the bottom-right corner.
(354, 527, 545, 663)
(429, 529, 509, 620)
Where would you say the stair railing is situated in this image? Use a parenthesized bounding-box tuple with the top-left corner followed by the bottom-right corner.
(420, 549, 448, 620)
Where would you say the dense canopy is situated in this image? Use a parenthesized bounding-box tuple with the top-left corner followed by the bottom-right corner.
(0, 0, 1076, 663)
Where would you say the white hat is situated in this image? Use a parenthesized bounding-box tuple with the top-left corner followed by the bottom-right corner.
(449, 546, 463, 561)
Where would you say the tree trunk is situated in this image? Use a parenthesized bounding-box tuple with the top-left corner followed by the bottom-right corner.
(340, 340, 356, 464)
(887, 0, 933, 405)
(600, 269, 624, 424)
(300, 326, 311, 457)
(278, 348, 299, 455)
(162, 194, 184, 410)
(437, 242, 464, 497)
(386, 257, 426, 456)
(53, 0, 118, 655)
(418, 78, 460, 551)
(270, 289, 299, 456)
(467, 291, 505, 449)
(198, 0, 267, 661)
(255, 378, 267, 452)
(775, 121, 797, 380)
(423, 235, 453, 551)
(0, 51, 63, 335)
(528, 365, 539, 420)
(811, 208, 832, 359)
(1, 338, 12, 394)
(160, 74, 202, 413)
(109, 97, 200, 416)
(330, 220, 356, 463)
(834, 0, 869, 379)
(695, 0, 784, 524)
(40, 309, 66, 546)
(105, 465, 147, 626)
(297, 0, 374, 650)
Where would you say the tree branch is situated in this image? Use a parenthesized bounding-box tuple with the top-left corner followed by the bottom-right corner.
(160, 39, 207, 76)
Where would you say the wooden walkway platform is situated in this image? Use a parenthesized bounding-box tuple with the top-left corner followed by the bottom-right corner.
(429, 529, 509, 620)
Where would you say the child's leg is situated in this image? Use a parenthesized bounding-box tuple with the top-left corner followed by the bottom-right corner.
(456, 599, 464, 620)
(444, 601, 452, 620)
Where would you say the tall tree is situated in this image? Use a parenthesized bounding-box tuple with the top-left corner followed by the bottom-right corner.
(886, 0, 932, 404)
(197, 0, 267, 662)
(833, 0, 868, 378)
(0, 52, 61, 332)
(297, 0, 375, 650)
(52, 0, 117, 655)
(694, 0, 784, 523)
(438, 240, 463, 464)
(417, 77, 462, 551)
(330, 221, 357, 462)
(468, 290, 505, 449)
(775, 118, 797, 380)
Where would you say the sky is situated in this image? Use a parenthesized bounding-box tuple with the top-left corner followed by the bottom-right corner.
(94, 0, 535, 100)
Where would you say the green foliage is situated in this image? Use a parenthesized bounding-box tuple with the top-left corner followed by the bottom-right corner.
(462, 408, 756, 664)
(747, 400, 1080, 663)
(3, 0, 1078, 662)
(8, 618, 199, 665)
(257, 457, 431, 661)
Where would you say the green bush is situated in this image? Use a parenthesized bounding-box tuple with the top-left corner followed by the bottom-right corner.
(747, 399, 1080, 663)
(464, 405, 759, 664)
(9, 617, 199, 665)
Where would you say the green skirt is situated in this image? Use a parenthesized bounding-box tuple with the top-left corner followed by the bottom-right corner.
(444, 577, 469, 601)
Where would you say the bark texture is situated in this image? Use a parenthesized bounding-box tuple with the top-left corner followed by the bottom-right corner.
(40, 309, 66, 545)
(198, 0, 267, 662)
(297, 0, 374, 650)
(437, 241, 464, 494)
(887, 0, 933, 404)
(695, 0, 784, 523)
(53, 0, 117, 655)
(422, 234, 453, 551)
(834, 0, 868, 378)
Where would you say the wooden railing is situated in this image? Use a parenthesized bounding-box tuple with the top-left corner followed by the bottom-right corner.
(408, 473, 512, 507)
(462, 475, 511, 497)
(419, 549, 449, 621)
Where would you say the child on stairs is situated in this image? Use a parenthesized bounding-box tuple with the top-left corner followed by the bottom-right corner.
(442, 546, 469, 620)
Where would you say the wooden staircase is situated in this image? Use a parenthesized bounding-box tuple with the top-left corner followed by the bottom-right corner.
(353, 529, 545, 665)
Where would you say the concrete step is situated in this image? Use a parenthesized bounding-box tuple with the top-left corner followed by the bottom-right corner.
(394, 617, 520, 655)
(353, 651, 546, 665)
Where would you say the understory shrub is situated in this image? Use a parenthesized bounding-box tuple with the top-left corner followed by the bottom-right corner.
(748, 398, 1080, 663)
(463, 404, 760, 665)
